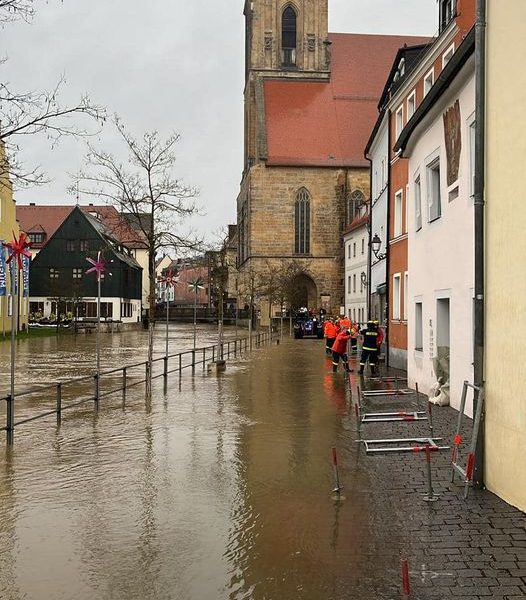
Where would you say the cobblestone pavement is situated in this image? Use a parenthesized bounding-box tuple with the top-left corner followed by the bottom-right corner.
(340, 354, 526, 600)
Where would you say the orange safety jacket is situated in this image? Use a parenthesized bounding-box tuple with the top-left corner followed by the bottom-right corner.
(340, 317, 351, 329)
(324, 321, 338, 338)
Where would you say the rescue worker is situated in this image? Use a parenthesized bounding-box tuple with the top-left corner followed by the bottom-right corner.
(358, 320, 379, 376)
(374, 320, 385, 360)
(324, 318, 339, 356)
(340, 314, 351, 330)
(332, 327, 351, 373)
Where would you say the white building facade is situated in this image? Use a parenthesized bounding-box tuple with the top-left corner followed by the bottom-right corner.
(366, 112, 389, 325)
(399, 51, 475, 413)
(343, 210, 368, 325)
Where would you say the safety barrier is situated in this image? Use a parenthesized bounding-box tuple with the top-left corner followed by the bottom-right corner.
(451, 381, 485, 499)
(0, 331, 275, 446)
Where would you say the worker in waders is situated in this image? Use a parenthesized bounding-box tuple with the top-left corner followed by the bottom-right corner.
(332, 328, 351, 373)
(358, 321, 379, 376)
(324, 318, 339, 356)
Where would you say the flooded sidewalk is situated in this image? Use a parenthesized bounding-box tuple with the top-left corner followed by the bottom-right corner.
(0, 333, 524, 599)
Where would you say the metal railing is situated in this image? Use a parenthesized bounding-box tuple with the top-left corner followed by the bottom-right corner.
(0, 331, 275, 445)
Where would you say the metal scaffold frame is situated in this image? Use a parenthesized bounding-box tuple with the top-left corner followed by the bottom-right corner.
(450, 381, 485, 499)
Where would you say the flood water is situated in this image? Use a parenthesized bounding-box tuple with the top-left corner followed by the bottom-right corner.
(0, 326, 382, 600)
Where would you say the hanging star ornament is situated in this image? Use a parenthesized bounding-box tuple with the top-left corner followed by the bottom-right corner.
(86, 251, 107, 281)
(4, 231, 32, 271)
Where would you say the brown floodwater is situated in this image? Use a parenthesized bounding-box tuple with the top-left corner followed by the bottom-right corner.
(0, 327, 389, 600)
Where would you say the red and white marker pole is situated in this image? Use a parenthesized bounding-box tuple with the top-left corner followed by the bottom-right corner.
(401, 558, 410, 596)
(331, 447, 342, 494)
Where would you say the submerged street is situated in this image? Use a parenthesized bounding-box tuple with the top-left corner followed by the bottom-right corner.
(0, 328, 525, 600)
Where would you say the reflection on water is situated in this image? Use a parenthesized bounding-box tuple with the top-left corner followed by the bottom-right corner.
(0, 330, 397, 599)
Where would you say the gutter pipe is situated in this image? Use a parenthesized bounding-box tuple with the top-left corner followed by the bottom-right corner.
(473, 0, 486, 488)
(385, 109, 391, 369)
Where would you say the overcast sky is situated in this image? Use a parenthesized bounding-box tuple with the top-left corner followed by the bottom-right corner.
(1, 0, 437, 242)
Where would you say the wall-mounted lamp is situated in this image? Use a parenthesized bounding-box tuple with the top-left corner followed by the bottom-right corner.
(360, 271, 367, 287)
(371, 233, 387, 261)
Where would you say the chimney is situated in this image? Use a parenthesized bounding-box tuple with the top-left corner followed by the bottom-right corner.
(30, 202, 35, 206)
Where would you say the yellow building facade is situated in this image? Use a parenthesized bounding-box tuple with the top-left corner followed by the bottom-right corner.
(0, 144, 28, 335)
(485, 1, 526, 511)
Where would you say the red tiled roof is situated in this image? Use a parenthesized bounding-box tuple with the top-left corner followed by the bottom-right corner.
(16, 204, 148, 249)
(264, 32, 432, 167)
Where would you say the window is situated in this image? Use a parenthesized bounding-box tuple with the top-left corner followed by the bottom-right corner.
(72, 268, 82, 279)
(353, 308, 356, 322)
(395, 105, 404, 139)
(427, 157, 441, 222)
(394, 189, 403, 238)
(49, 268, 59, 279)
(403, 273, 408, 320)
(347, 189, 365, 223)
(353, 242, 356, 258)
(28, 232, 45, 244)
(442, 43, 455, 67)
(353, 274, 356, 294)
(294, 188, 310, 254)
(415, 176, 422, 231)
(281, 6, 297, 66)
(393, 274, 401, 320)
(361, 238, 365, 255)
(347, 276, 351, 294)
(440, 0, 456, 33)
(348, 244, 351, 259)
(79, 240, 89, 252)
(423, 69, 434, 97)
(66, 240, 76, 252)
(415, 302, 423, 351)
(407, 91, 416, 119)
(121, 302, 132, 318)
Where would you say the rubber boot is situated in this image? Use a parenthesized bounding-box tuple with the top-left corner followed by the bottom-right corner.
(332, 364, 338, 373)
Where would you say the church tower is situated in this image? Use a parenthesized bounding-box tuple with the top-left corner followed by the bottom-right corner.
(243, 0, 330, 81)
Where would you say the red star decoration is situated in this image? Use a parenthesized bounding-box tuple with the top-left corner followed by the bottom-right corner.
(3, 231, 32, 271)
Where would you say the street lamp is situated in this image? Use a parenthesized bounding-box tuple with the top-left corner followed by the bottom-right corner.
(371, 233, 387, 261)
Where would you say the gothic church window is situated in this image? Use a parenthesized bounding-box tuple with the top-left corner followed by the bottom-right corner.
(294, 188, 310, 254)
(347, 189, 365, 223)
(282, 6, 297, 66)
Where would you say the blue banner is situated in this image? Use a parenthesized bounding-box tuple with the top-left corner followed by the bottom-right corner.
(22, 254, 30, 297)
(0, 243, 6, 297)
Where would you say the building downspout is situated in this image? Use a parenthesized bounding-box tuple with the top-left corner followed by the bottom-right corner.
(473, 0, 486, 488)
(364, 153, 373, 320)
(385, 109, 392, 369)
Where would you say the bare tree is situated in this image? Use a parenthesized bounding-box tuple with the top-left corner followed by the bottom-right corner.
(0, 2, 105, 187)
(75, 117, 200, 391)
(0, 0, 35, 23)
(237, 265, 263, 349)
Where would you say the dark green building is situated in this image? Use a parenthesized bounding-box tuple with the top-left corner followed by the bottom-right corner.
(29, 206, 142, 322)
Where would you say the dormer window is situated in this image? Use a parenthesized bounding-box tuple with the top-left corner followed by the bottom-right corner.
(440, 0, 456, 33)
(281, 6, 297, 67)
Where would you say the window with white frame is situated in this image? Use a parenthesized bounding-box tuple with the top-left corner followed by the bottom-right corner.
(423, 68, 434, 97)
(407, 90, 416, 119)
(348, 244, 351, 259)
(394, 189, 403, 237)
(415, 176, 422, 231)
(353, 274, 356, 293)
(427, 157, 441, 222)
(393, 274, 401, 320)
(361, 238, 365, 255)
(442, 43, 455, 67)
(395, 105, 404, 139)
(415, 302, 423, 350)
(347, 275, 351, 294)
(403, 272, 408, 320)
(405, 184, 409, 234)
(353, 242, 356, 258)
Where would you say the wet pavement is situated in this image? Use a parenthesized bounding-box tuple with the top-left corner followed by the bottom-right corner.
(0, 329, 524, 599)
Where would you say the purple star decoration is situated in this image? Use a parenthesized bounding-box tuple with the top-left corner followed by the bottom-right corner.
(86, 251, 107, 281)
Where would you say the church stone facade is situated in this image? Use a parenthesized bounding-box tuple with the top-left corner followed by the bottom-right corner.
(237, 0, 427, 314)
